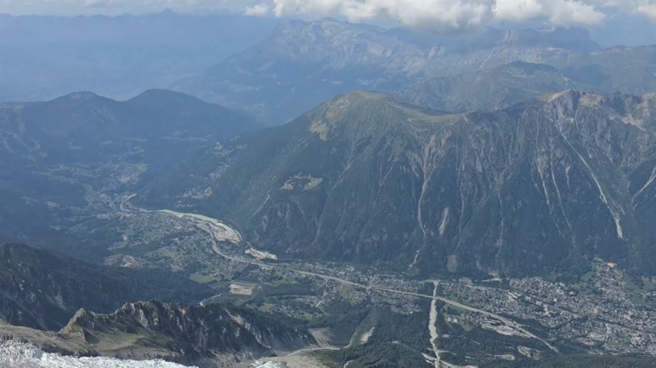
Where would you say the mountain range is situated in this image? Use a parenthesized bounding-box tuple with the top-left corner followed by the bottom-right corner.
(0, 243, 317, 366)
(0, 89, 259, 166)
(3, 14, 656, 368)
(394, 62, 594, 112)
(0, 301, 315, 366)
(176, 18, 656, 124)
(0, 243, 214, 331)
(143, 90, 656, 279)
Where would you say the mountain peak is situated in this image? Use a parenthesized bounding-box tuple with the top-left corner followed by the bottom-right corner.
(275, 16, 381, 42)
(539, 89, 645, 110)
(44, 91, 117, 110)
(127, 88, 210, 108)
(319, 90, 450, 117)
(307, 91, 454, 141)
(538, 90, 656, 130)
(335, 90, 389, 102)
(501, 27, 601, 52)
(64, 91, 101, 100)
(332, 90, 452, 111)
(60, 308, 94, 336)
(316, 16, 342, 24)
(133, 88, 191, 99)
(289, 16, 377, 29)
(50, 91, 108, 104)
(541, 89, 583, 103)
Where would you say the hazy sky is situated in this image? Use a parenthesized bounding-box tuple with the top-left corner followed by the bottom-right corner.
(0, 0, 655, 40)
(0, 0, 262, 15)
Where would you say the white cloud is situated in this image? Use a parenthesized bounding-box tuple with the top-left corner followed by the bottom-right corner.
(272, 0, 492, 32)
(636, 2, 656, 20)
(495, 0, 606, 27)
(244, 3, 269, 16)
(269, 0, 640, 32)
(0, 0, 655, 31)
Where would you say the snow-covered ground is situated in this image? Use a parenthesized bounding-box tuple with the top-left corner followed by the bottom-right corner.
(251, 363, 283, 368)
(0, 342, 197, 368)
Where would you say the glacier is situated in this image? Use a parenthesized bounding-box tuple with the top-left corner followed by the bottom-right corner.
(0, 341, 197, 368)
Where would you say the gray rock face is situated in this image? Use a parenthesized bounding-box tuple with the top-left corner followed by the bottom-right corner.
(144, 91, 656, 279)
(59, 301, 315, 362)
(0, 301, 315, 367)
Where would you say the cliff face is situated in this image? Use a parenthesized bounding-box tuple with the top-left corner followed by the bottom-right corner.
(143, 91, 656, 279)
(0, 244, 213, 331)
(61, 301, 315, 361)
(0, 301, 315, 367)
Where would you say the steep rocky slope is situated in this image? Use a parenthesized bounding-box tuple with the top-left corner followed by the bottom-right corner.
(0, 302, 315, 367)
(143, 91, 656, 279)
(0, 244, 213, 331)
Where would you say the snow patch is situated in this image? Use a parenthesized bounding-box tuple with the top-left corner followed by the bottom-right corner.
(439, 208, 450, 236)
(252, 363, 284, 368)
(0, 342, 195, 368)
(359, 327, 375, 345)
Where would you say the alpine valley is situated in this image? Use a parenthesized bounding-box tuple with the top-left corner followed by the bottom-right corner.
(3, 14, 656, 368)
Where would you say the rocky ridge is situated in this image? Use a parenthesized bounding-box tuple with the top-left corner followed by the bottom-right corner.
(0, 301, 315, 367)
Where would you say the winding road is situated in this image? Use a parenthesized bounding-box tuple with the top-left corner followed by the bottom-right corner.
(203, 219, 559, 354)
(123, 200, 558, 355)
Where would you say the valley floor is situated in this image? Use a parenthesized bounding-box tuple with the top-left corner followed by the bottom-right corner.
(149, 203, 656, 364)
(35, 192, 656, 367)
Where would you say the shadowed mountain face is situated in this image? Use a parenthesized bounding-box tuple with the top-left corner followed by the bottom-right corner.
(0, 89, 260, 166)
(0, 244, 214, 331)
(0, 301, 315, 366)
(143, 90, 656, 279)
(0, 89, 261, 255)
